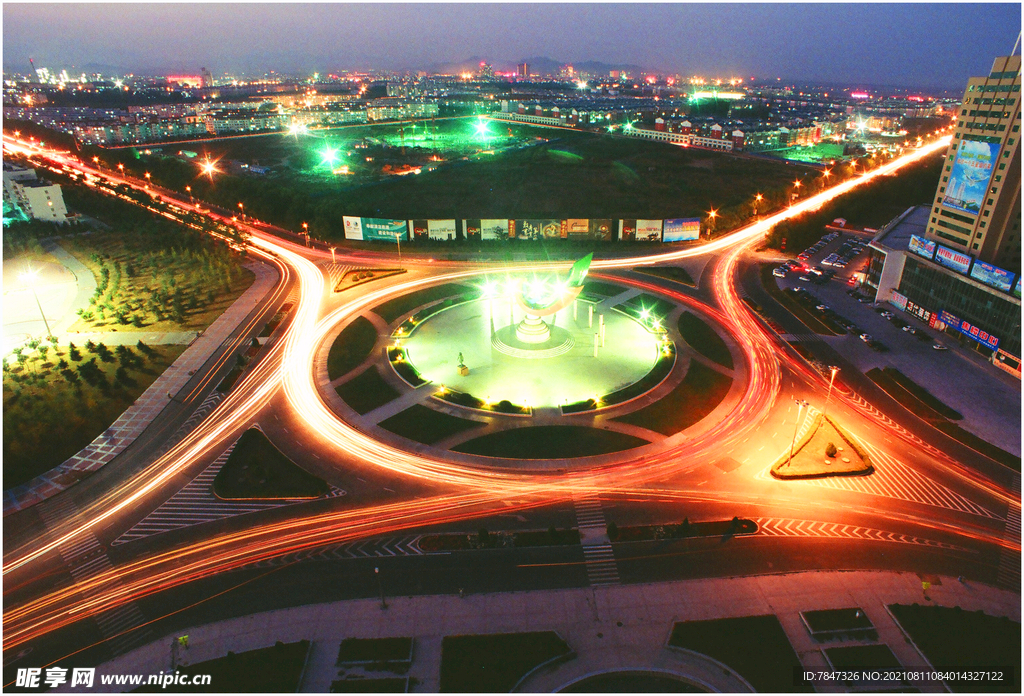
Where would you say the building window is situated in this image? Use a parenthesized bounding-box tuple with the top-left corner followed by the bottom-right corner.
(981, 222, 987, 228)
(973, 243, 980, 249)
(1000, 163, 1007, 170)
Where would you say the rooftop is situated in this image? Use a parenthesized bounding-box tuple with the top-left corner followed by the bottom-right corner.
(870, 205, 929, 253)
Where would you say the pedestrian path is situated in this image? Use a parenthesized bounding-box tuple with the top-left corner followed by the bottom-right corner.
(754, 517, 969, 551)
(36, 495, 151, 656)
(4, 261, 279, 517)
(572, 493, 620, 586)
(996, 476, 1021, 590)
(112, 441, 346, 546)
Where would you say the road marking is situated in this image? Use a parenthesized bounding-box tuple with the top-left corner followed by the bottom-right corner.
(996, 476, 1021, 590)
(572, 492, 620, 586)
(754, 517, 968, 551)
(112, 441, 345, 546)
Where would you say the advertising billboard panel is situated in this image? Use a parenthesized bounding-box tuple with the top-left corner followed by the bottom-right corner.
(589, 219, 613, 241)
(427, 219, 457, 241)
(618, 219, 637, 242)
(562, 219, 589, 238)
(1016, 276, 1022, 299)
(635, 219, 663, 242)
(942, 139, 1000, 215)
(939, 310, 999, 350)
(969, 260, 1015, 293)
(514, 219, 561, 240)
(480, 219, 509, 240)
(361, 218, 408, 242)
(411, 219, 429, 241)
(905, 299, 931, 323)
(663, 217, 701, 242)
(933, 244, 972, 275)
(908, 234, 937, 260)
(889, 290, 908, 311)
(343, 216, 363, 241)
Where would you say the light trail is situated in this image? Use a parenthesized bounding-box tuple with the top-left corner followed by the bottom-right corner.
(7, 132, 994, 653)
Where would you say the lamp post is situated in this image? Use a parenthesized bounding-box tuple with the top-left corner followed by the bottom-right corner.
(117, 163, 124, 176)
(329, 246, 336, 264)
(374, 566, 388, 610)
(185, 185, 192, 203)
(821, 366, 839, 423)
(395, 231, 403, 266)
(753, 193, 763, 217)
(19, 269, 52, 340)
(237, 202, 244, 222)
(706, 209, 717, 237)
(787, 399, 809, 468)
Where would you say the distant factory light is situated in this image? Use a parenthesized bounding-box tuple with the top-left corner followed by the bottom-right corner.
(850, 92, 870, 99)
(690, 91, 744, 100)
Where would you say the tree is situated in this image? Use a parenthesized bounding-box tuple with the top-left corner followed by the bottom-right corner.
(477, 527, 490, 546)
(606, 521, 619, 541)
(38, 345, 49, 362)
(825, 442, 838, 458)
(68, 343, 82, 362)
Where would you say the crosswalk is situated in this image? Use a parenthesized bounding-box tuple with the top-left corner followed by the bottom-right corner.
(573, 494, 620, 586)
(321, 263, 353, 293)
(37, 496, 151, 656)
(755, 517, 968, 551)
(152, 391, 224, 458)
(112, 442, 346, 546)
(757, 435, 1001, 519)
(996, 476, 1021, 590)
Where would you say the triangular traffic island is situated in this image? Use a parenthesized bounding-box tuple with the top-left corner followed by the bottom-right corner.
(771, 414, 873, 479)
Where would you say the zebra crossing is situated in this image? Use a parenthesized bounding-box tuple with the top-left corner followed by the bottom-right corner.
(112, 442, 346, 546)
(573, 494, 620, 586)
(36, 496, 151, 656)
(755, 517, 968, 551)
(321, 263, 353, 292)
(996, 476, 1021, 590)
(757, 435, 1000, 519)
(152, 391, 225, 458)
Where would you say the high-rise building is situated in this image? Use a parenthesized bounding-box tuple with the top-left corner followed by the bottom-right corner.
(517, 63, 530, 79)
(924, 55, 1021, 272)
(3, 163, 69, 223)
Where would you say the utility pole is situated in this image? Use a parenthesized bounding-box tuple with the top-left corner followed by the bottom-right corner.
(375, 566, 388, 610)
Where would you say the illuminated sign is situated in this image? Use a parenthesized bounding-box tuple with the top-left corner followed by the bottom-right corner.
(969, 260, 1015, 293)
(663, 218, 701, 242)
(513, 219, 561, 240)
(907, 234, 936, 260)
(427, 219, 457, 241)
(342, 216, 363, 241)
(889, 290, 908, 311)
(466, 219, 510, 240)
(411, 219, 428, 241)
(1016, 276, 1022, 299)
(850, 92, 870, 99)
(942, 139, 999, 215)
(939, 310, 999, 350)
(618, 219, 637, 241)
(346, 217, 407, 242)
(635, 219, 663, 242)
(933, 244, 972, 275)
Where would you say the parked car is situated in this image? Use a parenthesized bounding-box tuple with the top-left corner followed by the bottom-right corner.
(902, 326, 916, 334)
(773, 267, 788, 278)
(859, 333, 872, 342)
(799, 275, 811, 282)
(932, 344, 949, 351)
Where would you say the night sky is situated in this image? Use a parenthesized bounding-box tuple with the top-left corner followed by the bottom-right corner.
(3, 3, 1021, 89)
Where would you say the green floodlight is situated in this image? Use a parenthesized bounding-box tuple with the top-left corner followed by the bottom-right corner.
(319, 146, 340, 167)
(474, 119, 490, 139)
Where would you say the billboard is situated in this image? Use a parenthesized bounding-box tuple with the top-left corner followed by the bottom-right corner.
(480, 219, 509, 240)
(513, 219, 561, 240)
(343, 216, 363, 241)
(905, 299, 931, 323)
(908, 234, 936, 260)
(589, 219, 613, 241)
(969, 259, 1014, 293)
(562, 219, 589, 238)
(663, 218, 701, 242)
(635, 219, 663, 242)
(939, 310, 999, 350)
(942, 139, 1000, 215)
(619, 219, 637, 242)
(1016, 276, 1022, 299)
(889, 290, 908, 311)
(411, 219, 429, 241)
(427, 219, 457, 241)
(933, 244, 972, 275)
(361, 218, 408, 242)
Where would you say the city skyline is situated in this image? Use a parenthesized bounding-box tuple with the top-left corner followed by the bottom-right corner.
(3, 3, 1021, 89)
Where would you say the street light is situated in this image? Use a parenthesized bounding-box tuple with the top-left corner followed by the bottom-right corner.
(19, 269, 52, 339)
(185, 185, 192, 203)
(753, 193, 763, 217)
(237, 201, 244, 221)
(144, 172, 151, 181)
(329, 246, 336, 264)
(786, 398, 809, 468)
(117, 163, 124, 175)
(821, 366, 839, 423)
(395, 231, 403, 266)
(374, 566, 388, 610)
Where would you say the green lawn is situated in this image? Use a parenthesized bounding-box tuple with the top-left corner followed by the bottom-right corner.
(337, 637, 413, 664)
(327, 316, 379, 380)
(213, 428, 329, 499)
(3, 342, 185, 489)
(439, 632, 572, 692)
(668, 615, 810, 693)
(678, 312, 734, 369)
(378, 404, 485, 445)
(452, 425, 649, 459)
(612, 361, 732, 436)
(582, 280, 627, 297)
(888, 604, 1020, 692)
(633, 266, 696, 287)
(373, 283, 471, 324)
(335, 367, 400, 415)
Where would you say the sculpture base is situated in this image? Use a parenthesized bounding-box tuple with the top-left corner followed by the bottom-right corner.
(492, 324, 575, 360)
(515, 315, 551, 344)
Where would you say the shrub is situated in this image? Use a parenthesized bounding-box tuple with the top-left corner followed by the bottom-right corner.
(607, 521, 619, 541)
(825, 442, 838, 458)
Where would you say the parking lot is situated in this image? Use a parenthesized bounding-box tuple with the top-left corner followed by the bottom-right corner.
(773, 229, 1021, 456)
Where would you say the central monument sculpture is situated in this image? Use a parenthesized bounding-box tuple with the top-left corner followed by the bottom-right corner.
(511, 253, 592, 344)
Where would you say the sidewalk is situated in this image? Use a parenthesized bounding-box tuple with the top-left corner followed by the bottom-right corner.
(3, 261, 280, 516)
(80, 570, 1019, 693)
